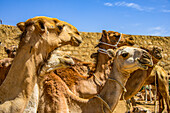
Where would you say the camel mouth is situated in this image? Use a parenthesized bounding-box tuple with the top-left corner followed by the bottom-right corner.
(71, 36, 82, 46)
(137, 58, 153, 70)
(154, 54, 162, 60)
(58, 56, 75, 66)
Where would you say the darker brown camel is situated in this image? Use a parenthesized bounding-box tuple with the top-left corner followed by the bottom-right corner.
(0, 16, 82, 113)
(38, 45, 153, 113)
(37, 30, 153, 113)
(38, 30, 135, 112)
(124, 45, 170, 113)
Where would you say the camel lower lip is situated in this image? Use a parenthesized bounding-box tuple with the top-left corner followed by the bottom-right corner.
(137, 60, 149, 70)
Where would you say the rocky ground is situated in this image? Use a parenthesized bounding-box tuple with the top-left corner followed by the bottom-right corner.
(114, 100, 168, 113)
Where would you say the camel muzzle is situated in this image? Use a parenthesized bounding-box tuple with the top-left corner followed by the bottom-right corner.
(71, 36, 82, 46)
(139, 51, 153, 67)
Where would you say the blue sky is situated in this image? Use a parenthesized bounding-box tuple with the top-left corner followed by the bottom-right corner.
(0, 0, 170, 36)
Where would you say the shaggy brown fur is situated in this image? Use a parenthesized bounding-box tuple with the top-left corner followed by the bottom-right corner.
(37, 30, 140, 113)
(38, 46, 153, 113)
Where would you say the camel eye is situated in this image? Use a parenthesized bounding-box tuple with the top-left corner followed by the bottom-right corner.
(129, 37, 134, 40)
(122, 52, 129, 58)
(57, 25, 63, 31)
(75, 31, 80, 35)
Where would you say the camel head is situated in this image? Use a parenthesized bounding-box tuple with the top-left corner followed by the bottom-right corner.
(4, 45, 18, 58)
(17, 16, 82, 52)
(40, 51, 75, 76)
(141, 45, 163, 63)
(107, 46, 153, 74)
(96, 30, 134, 49)
(92, 30, 135, 59)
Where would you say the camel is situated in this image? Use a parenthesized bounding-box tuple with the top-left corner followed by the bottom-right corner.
(0, 42, 18, 58)
(144, 65, 170, 113)
(4, 45, 18, 58)
(0, 45, 17, 85)
(124, 45, 163, 100)
(0, 16, 82, 113)
(38, 46, 153, 113)
(0, 58, 13, 85)
(0, 47, 77, 113)
(37, 30, 153, 113)
(37, 30, 135, 112)
(124, 45, 170, 112)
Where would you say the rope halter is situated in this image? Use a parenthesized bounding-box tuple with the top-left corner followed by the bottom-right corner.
(98, 33, 122, 55)
(99, 33, 122, 48)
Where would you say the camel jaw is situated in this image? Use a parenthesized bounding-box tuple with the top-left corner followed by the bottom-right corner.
(71, 35, 82, 46)
(137, 58, 153, 70)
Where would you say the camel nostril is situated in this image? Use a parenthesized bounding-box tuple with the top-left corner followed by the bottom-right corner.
(75, 37, 82, 44)
(142, 52, 151, 59)
(129, 37, 134, 40)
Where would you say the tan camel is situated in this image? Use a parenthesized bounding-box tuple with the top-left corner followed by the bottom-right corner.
(0, 42, 18, 58)
(124, 45, 163, 100)
(144, 65, 170, 113)
(38, 46, 153, 113)
(4, 45, 18, 58)
(37, 30, 153, 113)
(37, 30, 135, 112)
(124, 45, 170, 112)
(0, 16, 82, 113)
(0, 48, 76, 113)
(0, 45, 17, 86)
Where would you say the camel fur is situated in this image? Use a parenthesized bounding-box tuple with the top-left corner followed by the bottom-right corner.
(0, 16, 82, 113)
(37, 30, 154, 113)
(38, 30, 136, 113)
(38, 46, 153, 113)
(124, 45, 170, 112)
(144, 65, 170, 113)
(0, 45, 17, 86)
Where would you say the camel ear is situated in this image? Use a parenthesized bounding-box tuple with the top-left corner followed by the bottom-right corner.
(106, 49, 116, 58)
(17, 22, 25, 31)
(91, 53, 98, 58)
(34, 20, 46, 32)
(140, 46, 149, 52)
(4, 47, 10, 54)
(102, 30, 107, 37)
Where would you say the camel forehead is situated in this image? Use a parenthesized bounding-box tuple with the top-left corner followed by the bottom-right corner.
(118, 47, 139, 54)
(25, 16, 78, 31)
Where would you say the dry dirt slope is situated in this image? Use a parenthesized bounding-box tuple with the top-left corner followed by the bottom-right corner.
(0, 24, 169, 73)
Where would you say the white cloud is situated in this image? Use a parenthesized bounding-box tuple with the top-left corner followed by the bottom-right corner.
(148, 26, 168, 36)
(162, 9, 170, 13)
(115, 2, 143, 11)
(151, 27, 162, 30)
(104, 3, 113, 7)
(114, 1, 154, 12)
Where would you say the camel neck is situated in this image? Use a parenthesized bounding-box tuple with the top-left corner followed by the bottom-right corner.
(95, 52, 110, 83)
(0, 44, 48, 113)
(99, 62, 130, 112)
